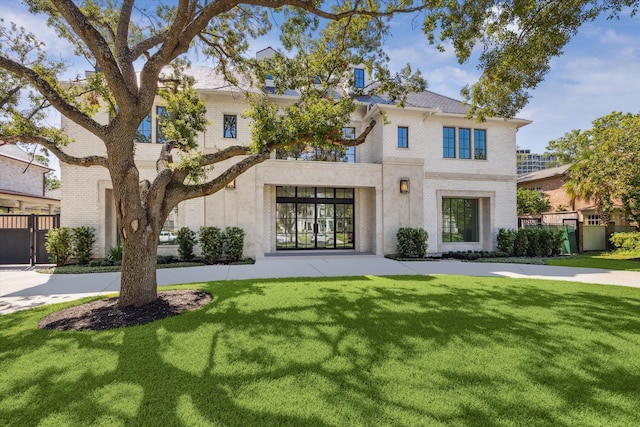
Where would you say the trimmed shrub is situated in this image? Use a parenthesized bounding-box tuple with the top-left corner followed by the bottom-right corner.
(513, 229, 529, 257)
(176, 227, 197, 261)
(397, 227, 428, 258)
(73, 226, 96, 265)
(157, 255, 174, 264)
(512, 227, 564, 258)
(496, 228, 516, 256)
(199, 226, 224, 264)
(45, 227, 73, 266)
(610, 232, 640, 251)
(225, 226, 245, 262)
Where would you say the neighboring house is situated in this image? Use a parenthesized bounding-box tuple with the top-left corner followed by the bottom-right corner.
(517, 164, 634, 229)
(0, 145, 60, 214)
(60, 64, 530, 259)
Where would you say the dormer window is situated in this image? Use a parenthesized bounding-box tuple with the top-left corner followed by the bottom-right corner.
(354, 68, 365, 88)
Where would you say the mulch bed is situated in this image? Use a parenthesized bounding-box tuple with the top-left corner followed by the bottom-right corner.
(38, 290, 212, 331)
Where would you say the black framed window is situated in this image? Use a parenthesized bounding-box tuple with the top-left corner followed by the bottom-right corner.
(276, 186, 354, 250)
(354, 68, 365, 88)
(459, 128, 471, 159)
(442, 198, 479, 242)
(156, 106, 168, 143)
(397, 126, 408, 148)
(443, 127, 455, 158)
(474, 129, 486, 159)
(224, 114, 237, 138)
(342, 127, 356, 163)
(134, 114, 151, 143)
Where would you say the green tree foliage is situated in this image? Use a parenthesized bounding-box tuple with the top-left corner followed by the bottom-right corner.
(545, 112, 640, 230)
(517, 188, 552, 215)
(1, 1, 637, 306)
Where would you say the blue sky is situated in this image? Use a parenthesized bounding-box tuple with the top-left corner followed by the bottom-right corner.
(6, 2, 640, 157)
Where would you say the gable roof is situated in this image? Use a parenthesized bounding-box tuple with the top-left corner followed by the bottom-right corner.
(517, 164, 571, 184)
(0, 145, 51, 171)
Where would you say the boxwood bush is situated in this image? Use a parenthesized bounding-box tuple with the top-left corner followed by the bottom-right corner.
(396, 227, 428, 258)
(176, 227, 197, 261)
(199, 226, 224, 264)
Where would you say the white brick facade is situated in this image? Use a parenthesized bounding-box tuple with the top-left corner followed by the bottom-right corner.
(60, 69, 529, 258)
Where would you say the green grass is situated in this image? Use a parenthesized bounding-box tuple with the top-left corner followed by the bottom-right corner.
(547, 250, 640, 271)
(39, 259, 255, 274)
(3, 275, 640, 426)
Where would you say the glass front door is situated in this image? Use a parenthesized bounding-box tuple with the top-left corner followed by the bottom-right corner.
(276, 187, 354, 250)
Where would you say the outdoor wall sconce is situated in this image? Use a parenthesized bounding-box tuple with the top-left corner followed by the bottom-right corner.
(400, 178, 410, 194)
(226, 179, 236, 189)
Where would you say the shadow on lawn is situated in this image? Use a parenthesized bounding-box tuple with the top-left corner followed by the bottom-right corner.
(2, 276, 640, 425)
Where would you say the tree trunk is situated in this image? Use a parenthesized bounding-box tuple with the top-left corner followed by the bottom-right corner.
(118, 230, 159, 307)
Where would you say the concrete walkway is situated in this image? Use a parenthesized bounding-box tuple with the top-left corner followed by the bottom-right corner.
(2, 254, 640, 315)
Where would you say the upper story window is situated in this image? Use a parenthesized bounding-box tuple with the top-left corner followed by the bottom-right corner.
(474, 129, 486, 160)
(443, 126, 487, 160)
(397, 126, 408, 148)
(134, 114, 152, 143)
(342, 127, 356, 163)
(224, 114, 237, 138)
(156, 106, 168, 143)
(459, 128, 471, 159)
(443, 127, 455, 158)
(354, 68, 365, 88)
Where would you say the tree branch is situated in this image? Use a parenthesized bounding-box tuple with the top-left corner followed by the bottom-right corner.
(130, 31, 169, 61)
(114, 0, 138, 91)
(0, 56, 107, 139)
(166, 147, 272, 206)
(0, 136, 109, 168)
(49, 0, 132, 104)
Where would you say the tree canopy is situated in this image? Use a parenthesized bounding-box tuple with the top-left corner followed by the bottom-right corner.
(1, 0, 638, 306)
(516, 188, 552, 215)
(545, 111, 640, 226)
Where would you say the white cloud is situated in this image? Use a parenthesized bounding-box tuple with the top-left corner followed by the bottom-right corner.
(3, 4, 75, 59)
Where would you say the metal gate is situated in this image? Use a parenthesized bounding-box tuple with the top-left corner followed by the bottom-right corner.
(0, 214, 60, 265)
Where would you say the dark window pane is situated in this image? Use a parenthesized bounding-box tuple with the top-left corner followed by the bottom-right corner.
(156, 106, 168, 143)
(134, 114, 152, 143)
(442, 197, 479, 242)
(224, 114, 237, 138)
(474, 129, 486, 160)
(443, 127, 455, 158)
(459, 128, 471, 159)
(354, 68, 365, 88)
(398, 126, 408, 148)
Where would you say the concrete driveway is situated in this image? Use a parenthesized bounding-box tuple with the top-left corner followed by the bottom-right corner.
(2, 255, 640, 315)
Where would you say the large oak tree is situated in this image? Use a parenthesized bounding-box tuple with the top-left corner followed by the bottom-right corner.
(1, 0, 637, 306)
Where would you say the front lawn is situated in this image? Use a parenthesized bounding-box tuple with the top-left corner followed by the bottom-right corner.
(547, 250, 640, 271)
(2, 276, 640, 426)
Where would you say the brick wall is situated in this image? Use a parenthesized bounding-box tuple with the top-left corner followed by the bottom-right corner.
(0, 156, 46, 197)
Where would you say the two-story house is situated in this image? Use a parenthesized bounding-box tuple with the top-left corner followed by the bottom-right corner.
(59, 65, 530, 259)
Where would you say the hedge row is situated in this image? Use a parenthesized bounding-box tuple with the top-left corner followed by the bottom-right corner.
(496, 227, 563, 257)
